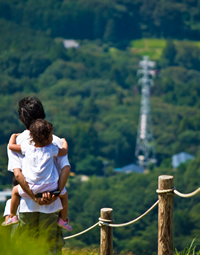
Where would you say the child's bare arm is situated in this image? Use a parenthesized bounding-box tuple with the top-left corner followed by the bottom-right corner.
(57, 138, 68, 156)
(8, 134, 22, 153)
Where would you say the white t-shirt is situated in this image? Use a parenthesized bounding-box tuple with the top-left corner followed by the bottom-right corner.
(7, 130, 70, 214)
(21, 142, 59, 185)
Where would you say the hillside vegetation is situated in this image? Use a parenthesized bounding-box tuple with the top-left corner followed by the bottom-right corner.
(1, 0, 200, 254)
(1, 34, 200, 179)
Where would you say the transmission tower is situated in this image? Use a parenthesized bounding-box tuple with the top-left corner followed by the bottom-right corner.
(135, 56, 156, 168)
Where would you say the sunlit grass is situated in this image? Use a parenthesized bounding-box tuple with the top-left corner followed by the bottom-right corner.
(130, 38, 166, 49)
(130, 38, 166, 60)
(0, 221, 100, 255)
(147, 39, 166, 48)
(130, 39, 145, 48)
(0, 225, 48, 255)
(63, 247, 99, 255)
(130, 38, 200, 60)
(0, 223, 142, 255)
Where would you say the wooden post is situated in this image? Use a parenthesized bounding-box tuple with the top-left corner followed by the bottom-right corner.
(100, 208, 113, 255)
(158, 175, 174, 255)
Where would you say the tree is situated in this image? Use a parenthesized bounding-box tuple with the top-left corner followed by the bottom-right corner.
(162, 39, 177, 66)
(103, 19, 116, 42)
(175, 43, 200, 71)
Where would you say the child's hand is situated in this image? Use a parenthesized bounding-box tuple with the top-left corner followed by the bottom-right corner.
(62, 138, 68, 152)
(10, 133, 21, 138)
(34, 197, 44, 205)
(61, 138, 68, 149)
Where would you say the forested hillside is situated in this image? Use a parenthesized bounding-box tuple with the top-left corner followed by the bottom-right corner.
(1, 0, 200, 44)
(1, 0, 200, 254)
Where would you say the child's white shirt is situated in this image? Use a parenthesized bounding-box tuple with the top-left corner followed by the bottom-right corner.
(21, 142, 59, 185)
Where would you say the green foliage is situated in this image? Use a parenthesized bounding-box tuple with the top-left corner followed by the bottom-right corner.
(1, 35, 200, 174)
(175, 42, 200, 71)
(2, 0, 200, 42)
(0, 225, 49, 255)
(175, 238, 200, 255)
(162, 39, 177, 66)
(1, 2, 200, 254)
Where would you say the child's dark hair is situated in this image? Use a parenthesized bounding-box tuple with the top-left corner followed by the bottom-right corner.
(29, 119, 54, 146)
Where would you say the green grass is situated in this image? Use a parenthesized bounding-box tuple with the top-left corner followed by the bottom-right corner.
(2, 218, 200, 255)
(131, 39, 146, 48)
(63, 248, 99, 255)
(0, 224, 100, 255)
(130, 38, 166, 49)
(147, 38, 166, 48)
(175, 238, 200, 255)
(0, 226, 48, 255)
(130, 38, 200, 60)
(130, 38, 167, 60)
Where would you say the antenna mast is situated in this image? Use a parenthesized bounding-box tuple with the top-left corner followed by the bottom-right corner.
(135, 56, 156, 168)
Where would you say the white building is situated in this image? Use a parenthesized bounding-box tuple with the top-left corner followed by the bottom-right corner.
(0, 189, 12, 203)
(63, 39, 80, 49)
(172, 152, 194, 169)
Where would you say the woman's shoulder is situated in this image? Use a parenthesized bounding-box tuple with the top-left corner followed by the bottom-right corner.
(16, 130, 30, 144)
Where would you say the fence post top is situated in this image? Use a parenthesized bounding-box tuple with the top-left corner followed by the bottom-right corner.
(159, 175, 173, 180)
(101, 208, 113, 213)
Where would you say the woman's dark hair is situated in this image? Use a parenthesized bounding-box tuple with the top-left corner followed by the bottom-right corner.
(18, 97, 46, 129)
(29, 119, 54, 146)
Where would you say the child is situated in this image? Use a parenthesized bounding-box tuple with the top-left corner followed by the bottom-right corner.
(2, 119, 72, 231)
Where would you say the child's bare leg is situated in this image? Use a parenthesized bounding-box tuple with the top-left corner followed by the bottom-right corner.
(10, 185, 20, 217)
(5, 215, 9, 221)
(58, 191, 72, 231)
(58, 165, 70, 191)
(59, 192, 68, 220)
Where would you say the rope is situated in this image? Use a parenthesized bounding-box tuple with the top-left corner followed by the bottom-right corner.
(63, 222, 99, 240)
(99, 200, 159, 228)
(99, 218, 113, 223)
(156, 188, 174, 194)
(174, 187, 200, 198)
(63, 200, 159, 239)
(156, 187, 200, 198)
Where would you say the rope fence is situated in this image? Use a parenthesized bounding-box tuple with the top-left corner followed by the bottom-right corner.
(99, 200, 159, 228)
(63, 175, 200, 255)
(64, 200, 159, 240)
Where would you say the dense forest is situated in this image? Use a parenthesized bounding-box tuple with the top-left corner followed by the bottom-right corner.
(1, 0, 200, 254)
(1, 0, 200, 44)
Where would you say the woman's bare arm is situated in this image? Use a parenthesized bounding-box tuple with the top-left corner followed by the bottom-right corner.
(13, 168, 39, 203)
